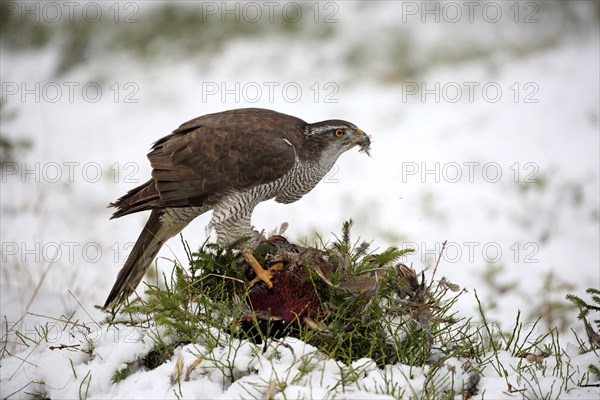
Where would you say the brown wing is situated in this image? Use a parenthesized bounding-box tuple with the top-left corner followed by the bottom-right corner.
(110, 108, 305, 218)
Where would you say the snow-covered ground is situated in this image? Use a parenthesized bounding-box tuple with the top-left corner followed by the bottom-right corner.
(2, 324, 599, 399)
(1, 1, 599, 398)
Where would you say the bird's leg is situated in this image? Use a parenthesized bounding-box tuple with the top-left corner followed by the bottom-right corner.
(213, 212, 276, 288)
(212, 213, 274, 287)
(244, 250, 273, 288)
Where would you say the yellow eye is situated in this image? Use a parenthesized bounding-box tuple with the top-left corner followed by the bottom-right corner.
(335, 129, 344, 137)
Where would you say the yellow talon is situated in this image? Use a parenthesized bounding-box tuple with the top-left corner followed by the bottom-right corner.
(244, 250, 273, 288)
(271, 262, 284, 271)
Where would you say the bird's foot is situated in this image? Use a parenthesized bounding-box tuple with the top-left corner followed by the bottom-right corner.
(271, 262, 284, 271)
(244, 250, 273, 289)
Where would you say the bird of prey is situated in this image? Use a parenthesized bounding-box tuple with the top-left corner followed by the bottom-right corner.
(103, 108, 371, 309)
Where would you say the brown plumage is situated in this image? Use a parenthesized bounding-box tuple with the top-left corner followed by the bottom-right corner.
(104, 108, 370, 309)
(111, 109, 303, 216)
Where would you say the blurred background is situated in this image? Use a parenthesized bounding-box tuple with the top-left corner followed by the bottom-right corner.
(1, 0, 598, 343)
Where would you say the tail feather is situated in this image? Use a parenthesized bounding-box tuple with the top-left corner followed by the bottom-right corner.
(103, 209, 191, 309)
(109, 179, 161, 219)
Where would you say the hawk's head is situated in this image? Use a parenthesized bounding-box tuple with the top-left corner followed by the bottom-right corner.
(305, 119, 371, 160)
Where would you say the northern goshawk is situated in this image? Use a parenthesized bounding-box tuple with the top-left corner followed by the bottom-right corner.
(103, 108, 370, 309)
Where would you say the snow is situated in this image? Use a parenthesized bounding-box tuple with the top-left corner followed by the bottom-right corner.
(3, 327, 597, 399)
(1, 1, 599, 398)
